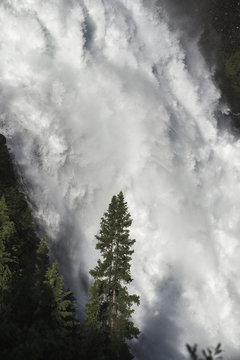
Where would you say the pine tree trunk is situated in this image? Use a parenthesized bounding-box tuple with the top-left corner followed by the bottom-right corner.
(111, 288, 116, 328)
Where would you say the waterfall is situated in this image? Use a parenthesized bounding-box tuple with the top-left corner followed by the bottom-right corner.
(1, 0, 240, 358)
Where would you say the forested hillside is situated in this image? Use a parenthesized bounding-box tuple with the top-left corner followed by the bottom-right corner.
(0, 134, 137, 359)
(0, 133, 82, 358)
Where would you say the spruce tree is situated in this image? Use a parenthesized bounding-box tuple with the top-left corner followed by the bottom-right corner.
(34, 238, 79, 331)
(85, 191, 140, 349)
(44, 261, 78, 328)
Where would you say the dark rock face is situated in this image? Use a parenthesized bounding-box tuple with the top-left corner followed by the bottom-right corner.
(0, 135, 16, 190)
(0, 134, 6, 146)
(162, 0, 240, 131)
(205, 1, 240, 128)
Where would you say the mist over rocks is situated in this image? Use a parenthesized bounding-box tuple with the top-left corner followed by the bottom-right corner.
(157, 0, 240, 131)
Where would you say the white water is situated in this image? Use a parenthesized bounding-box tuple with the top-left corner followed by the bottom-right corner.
(1, 0, 240, 358)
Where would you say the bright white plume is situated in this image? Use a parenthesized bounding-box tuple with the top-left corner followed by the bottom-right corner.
(0, 0, 240, 359)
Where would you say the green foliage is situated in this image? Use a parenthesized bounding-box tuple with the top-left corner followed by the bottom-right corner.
(225, 51, 240, 93)
(225, 51, 240, 78)
(0, 195, 17, 315)
(44, 261, 79, 329)
(0, 137, 140, 359)
(0, 136, 81, 359)
(79, 322, 108, 360)
(85, 191, 140, 358)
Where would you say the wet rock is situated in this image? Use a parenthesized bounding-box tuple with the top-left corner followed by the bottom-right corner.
(0, 134, 6, 146)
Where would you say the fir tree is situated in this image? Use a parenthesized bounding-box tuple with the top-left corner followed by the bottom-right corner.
(44, 261, 78, 328)
(34, 238, 79, 332)
(85, 191, 140, 355)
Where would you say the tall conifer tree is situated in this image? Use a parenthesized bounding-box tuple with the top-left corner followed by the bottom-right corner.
(85, 191, 140, 345)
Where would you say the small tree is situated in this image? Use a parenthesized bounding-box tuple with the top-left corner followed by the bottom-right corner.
(32, 238, 81, 359)
(34, 238, 79, 331)
(44, 261, 78, 328)
(85, 191, 140, 346)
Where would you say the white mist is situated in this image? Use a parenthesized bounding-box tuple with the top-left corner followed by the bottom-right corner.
(0, 0, 240, 359)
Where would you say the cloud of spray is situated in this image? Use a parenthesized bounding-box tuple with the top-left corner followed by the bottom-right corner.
(1, 0, 240, 358)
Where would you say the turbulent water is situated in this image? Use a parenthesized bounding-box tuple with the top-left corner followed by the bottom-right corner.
(1, 0, 240, 359)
